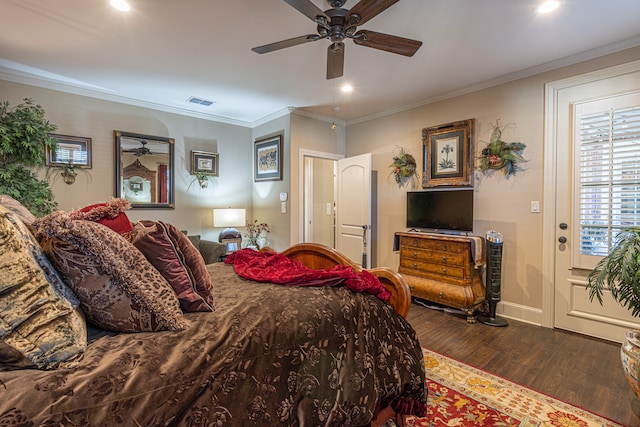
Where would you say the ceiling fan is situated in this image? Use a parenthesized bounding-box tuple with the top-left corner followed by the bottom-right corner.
(251, 0, 422, 79)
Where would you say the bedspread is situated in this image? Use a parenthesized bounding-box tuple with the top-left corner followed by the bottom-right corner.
(226, 248, 391, 301)
(0, 263, 426, 426)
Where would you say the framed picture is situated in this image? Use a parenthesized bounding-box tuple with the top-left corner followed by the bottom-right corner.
(254, 134, 282, 181)
(191, 150, 219, 176)
(422, 119, 474, 188)
(222, 237, 241, 254)
(45, 134, 92, 168)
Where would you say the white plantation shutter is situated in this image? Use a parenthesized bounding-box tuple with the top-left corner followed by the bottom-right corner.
(573, 93, 640, 269)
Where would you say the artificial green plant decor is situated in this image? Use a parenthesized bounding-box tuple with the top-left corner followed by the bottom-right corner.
(587, 227, 640, 316)
(586, 227, 640, 416)
(0, 98, 59, 216)
(389, 147, 419, 187)
(478, 120, 527, 177)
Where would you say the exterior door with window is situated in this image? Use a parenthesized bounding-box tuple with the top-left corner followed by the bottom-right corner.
(554, 91, 640, 343)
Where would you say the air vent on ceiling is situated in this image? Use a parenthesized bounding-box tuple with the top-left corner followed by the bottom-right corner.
(187, 96, 215, 107)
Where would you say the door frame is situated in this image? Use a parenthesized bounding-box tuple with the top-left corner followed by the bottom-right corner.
(542, 59, 640, 329)
(298, 149, 343, 245)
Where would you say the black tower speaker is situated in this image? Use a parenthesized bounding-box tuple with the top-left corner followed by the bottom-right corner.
(478, 233, 508, 327)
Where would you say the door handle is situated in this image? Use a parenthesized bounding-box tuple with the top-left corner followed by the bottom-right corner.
(558, 236, 567, 243)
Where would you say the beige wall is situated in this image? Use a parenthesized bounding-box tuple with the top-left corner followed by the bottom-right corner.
(0, 80, 253, 243)
(251, 116, 291, 251)
(345, 45, 640, 318)
(0, 80, 342, 252)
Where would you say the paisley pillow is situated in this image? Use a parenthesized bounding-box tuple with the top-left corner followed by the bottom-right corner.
(35, 212, 189, 333)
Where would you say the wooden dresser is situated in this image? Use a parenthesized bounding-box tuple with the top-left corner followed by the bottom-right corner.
(395, 232, 485, 322)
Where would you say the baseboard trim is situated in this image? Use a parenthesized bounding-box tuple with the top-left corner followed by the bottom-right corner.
(495, 301, 543, 326)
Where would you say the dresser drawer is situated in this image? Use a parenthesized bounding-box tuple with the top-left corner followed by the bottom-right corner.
(399, 258, 465, 279)
(399, 247, 465, 266)
(400, 236, 467, 254)
(395, 232, 485, 319)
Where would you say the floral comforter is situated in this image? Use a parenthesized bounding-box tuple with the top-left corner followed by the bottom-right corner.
(0, 263, 426, 426)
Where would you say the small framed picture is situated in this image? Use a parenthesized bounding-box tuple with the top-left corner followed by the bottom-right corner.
(191, 150, 219, 176)
(422, 119, 474, 188)
(254, 134, 283, 181)
(46, 134, 92, 168)
(222, 237, 241, 253)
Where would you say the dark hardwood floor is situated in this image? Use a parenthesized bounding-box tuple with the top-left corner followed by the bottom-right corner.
(406, 299, 638, 426)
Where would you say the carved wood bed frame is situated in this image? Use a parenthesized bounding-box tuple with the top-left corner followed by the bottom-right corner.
(276, 242, 412, 318)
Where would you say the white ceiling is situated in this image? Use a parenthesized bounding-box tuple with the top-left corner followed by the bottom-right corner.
(1, 0, 640, 127)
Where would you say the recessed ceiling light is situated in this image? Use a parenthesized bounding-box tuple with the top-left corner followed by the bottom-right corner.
(536, 1, 559, 14)
(110, 0, 131, 12)
(341, 84, 353, 93)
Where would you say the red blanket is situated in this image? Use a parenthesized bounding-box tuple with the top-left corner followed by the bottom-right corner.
(225, 249, 391, 302)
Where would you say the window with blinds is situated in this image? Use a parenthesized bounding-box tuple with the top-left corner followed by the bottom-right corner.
(575, 98, 640, 268)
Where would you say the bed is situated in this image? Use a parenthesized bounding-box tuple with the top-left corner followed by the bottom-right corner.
(0, 200, 426, 426)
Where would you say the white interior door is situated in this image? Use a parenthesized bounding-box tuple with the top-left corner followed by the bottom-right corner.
(336, 153, 372, 268)
(553, 90, 640, 343)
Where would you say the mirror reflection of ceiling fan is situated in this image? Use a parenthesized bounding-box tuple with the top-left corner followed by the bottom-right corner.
(251, 0, 422, 80)
(123, 140, 151, 157)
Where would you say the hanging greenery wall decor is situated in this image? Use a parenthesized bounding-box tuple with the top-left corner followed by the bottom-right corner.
(389, 147, 419, 186)
(478, 120, 527, 177)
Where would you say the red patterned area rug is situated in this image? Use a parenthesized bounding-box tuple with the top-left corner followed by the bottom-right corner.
(405, 347, 624, 427)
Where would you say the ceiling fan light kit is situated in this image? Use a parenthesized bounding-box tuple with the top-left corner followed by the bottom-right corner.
(252, 0, 422, 79)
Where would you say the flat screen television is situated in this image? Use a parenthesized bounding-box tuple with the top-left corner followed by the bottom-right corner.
(406, 189, 474, 234)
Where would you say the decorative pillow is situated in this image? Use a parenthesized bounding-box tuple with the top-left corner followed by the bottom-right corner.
(0, 194, 36, 226)
(159, 222, 216, 298)
(69, 198, 133, 234)
(35, 212, 189, 333)
(131, 220, 215, 312)
(0, 206, 87, 369)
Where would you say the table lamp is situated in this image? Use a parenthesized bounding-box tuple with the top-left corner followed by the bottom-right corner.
(213, 208, 246, 242)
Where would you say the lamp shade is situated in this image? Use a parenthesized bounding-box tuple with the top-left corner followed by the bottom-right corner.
(213, 208, 246, 228)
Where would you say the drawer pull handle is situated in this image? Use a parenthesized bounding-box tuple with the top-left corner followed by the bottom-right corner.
(439, 292, 443, 299)
(442, 268, 447, 274)
(443, 244, 448, 250)
(413, 240, 418, 247)
(413, 263, 418, 268)
(413, 252, 418, 258)
(442, 256, 447, 263)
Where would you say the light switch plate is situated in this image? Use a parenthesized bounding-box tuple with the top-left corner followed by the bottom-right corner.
(531, 200, 540, 213)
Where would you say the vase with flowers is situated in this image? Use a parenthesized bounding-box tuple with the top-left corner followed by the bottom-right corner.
(244, 220, 270, 249)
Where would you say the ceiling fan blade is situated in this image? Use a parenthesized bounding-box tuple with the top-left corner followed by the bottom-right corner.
(282, 0, 328, 22)
(252, 34, 321, 54)
(327, 42, 345, 80)
(353, 30, 422, 57)
(346, 0, 400, 26)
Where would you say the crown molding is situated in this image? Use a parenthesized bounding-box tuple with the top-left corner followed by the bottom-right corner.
(346, 36, 640, 126)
